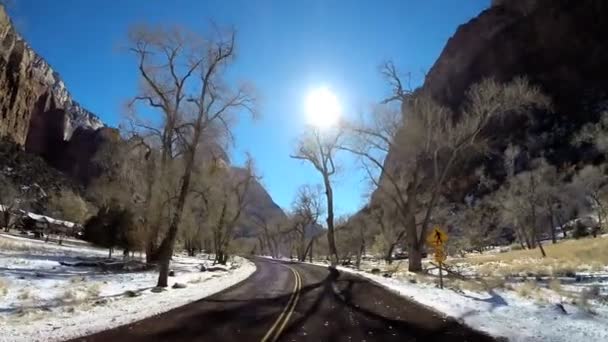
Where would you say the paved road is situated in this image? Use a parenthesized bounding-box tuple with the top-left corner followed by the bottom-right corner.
(75, 258, 496, 342)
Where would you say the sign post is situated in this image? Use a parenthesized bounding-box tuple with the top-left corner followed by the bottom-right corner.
(426, 227, 448, 289)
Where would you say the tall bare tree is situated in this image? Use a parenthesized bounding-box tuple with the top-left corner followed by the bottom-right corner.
(344, 63, 551, 271)
(291, 128, 344, 265)
(126, 25, 256, 286)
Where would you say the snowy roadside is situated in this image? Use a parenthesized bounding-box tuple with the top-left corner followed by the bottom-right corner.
(0, 233, 256, 342)
(310, 261, 608, 342)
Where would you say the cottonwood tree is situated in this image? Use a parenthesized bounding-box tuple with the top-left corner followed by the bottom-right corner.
(83, 202, 139, 258)
(375, 204, 405, 264)
(250, 213, 285, 258)
(493, 157, 562, 256)
(344, 63, 551, 271)
(337, 210, 370, 269)
(289, 184, 323, 261)
(570, 165, 608, 237)
(291, 128, 344, 265)
(196, 160, 256, 265)
(47, 190, 89, 224)
(127, 25, 256, 286)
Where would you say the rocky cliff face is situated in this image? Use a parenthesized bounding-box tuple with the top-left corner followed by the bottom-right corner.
(0, 5, 103, 154)
(380, 0, 608, 204)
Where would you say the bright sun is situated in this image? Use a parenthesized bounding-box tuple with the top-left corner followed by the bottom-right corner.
(305, 87, 341, 128)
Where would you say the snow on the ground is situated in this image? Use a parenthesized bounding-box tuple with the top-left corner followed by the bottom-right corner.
(0, 233, 256, 342)
(320, 261, 608, 342)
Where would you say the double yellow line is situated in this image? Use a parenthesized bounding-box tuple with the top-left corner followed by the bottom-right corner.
(260, 265, 302, 342)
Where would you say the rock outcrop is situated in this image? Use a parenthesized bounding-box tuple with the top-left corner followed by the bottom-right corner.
(380, 0, 608, 203)
(0, 5, 103, 152)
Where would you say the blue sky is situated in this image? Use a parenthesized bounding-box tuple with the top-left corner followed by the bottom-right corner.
(8, 0, 489, 217)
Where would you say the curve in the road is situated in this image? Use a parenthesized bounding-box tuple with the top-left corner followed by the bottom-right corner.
(261, 263, 302, 342)
(74, 257, 498, 342)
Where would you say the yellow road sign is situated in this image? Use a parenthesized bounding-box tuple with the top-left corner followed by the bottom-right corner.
(426, 226, 448, 247)
(434, 248, 447, 263)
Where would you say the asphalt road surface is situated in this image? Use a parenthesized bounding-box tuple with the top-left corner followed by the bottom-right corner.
(74, 258, 496, 342)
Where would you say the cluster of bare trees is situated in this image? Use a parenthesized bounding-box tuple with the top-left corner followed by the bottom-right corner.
(75, 24, 259, 287)
(290, 61, 553, 271)
(251, 184, 324, 262)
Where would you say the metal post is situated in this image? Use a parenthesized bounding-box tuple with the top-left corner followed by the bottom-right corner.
(439, 261, 443, 289)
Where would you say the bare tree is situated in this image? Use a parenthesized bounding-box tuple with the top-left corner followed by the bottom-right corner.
(126, 24, 256, 286)
(494, 157, 564, 256)
(570, 165, 608, 237)
(250, 213, 284, 258)
(289, 184, 323, 261)
(367, 204, 404, 264)
(0, 176, 20, 232)
(337, 210, 370, 269)
(291, 128, 344, 265)
(195, 159, 256, 265)
(344, 63, 551, 271)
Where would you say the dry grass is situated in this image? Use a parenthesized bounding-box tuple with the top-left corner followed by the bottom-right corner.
(0, 237, 34, 252)
(548, 278, 562, 294)
(452, 236, 608, 277)
(0, 278, 8, 297)
(516, 281, 540, 298)
(448, 276, 506, 293)
(86, 283, 101, 298)
(59, 282, 102, 303)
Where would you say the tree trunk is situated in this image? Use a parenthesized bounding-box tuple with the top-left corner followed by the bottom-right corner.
(356, 241, 364, 270)
(536, 234, 547, 257)
(408, 245, 423, 272)
(302, 239, 314, 262)
(146, 224, 161, 263)
(548, 205, 557, 244)
(323, 175, 339, 266)
(309, 238, 314, 262)
(108, 248, 113, 259)
(405, 215, 422, 272)
(158, 258, 170, 287)
(385, 243, 396, 265)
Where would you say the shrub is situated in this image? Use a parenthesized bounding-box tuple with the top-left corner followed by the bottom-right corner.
(86, 283, 101, 298)
(484, 277, 506, 290)
(47, 190, 89, 224)
(573, 222, 590, 239)
(83, 202, 139, 257)
(517, 281, 539, 298)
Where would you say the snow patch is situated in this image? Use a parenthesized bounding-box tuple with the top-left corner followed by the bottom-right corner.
(332, 264, 608, 342)
(0, 233, 256, 342)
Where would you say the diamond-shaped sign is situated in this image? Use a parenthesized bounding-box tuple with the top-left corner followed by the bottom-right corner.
(427, 227, 448, 247)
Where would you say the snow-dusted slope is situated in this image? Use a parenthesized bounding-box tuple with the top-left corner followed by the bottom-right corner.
(0, 233, 256, 342)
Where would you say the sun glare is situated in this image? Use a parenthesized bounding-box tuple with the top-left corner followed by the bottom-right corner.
(305, 87, 341, 128)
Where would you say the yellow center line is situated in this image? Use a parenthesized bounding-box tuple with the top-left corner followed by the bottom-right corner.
(272, 270, 301, 342)
(260, 264, 302, 342)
